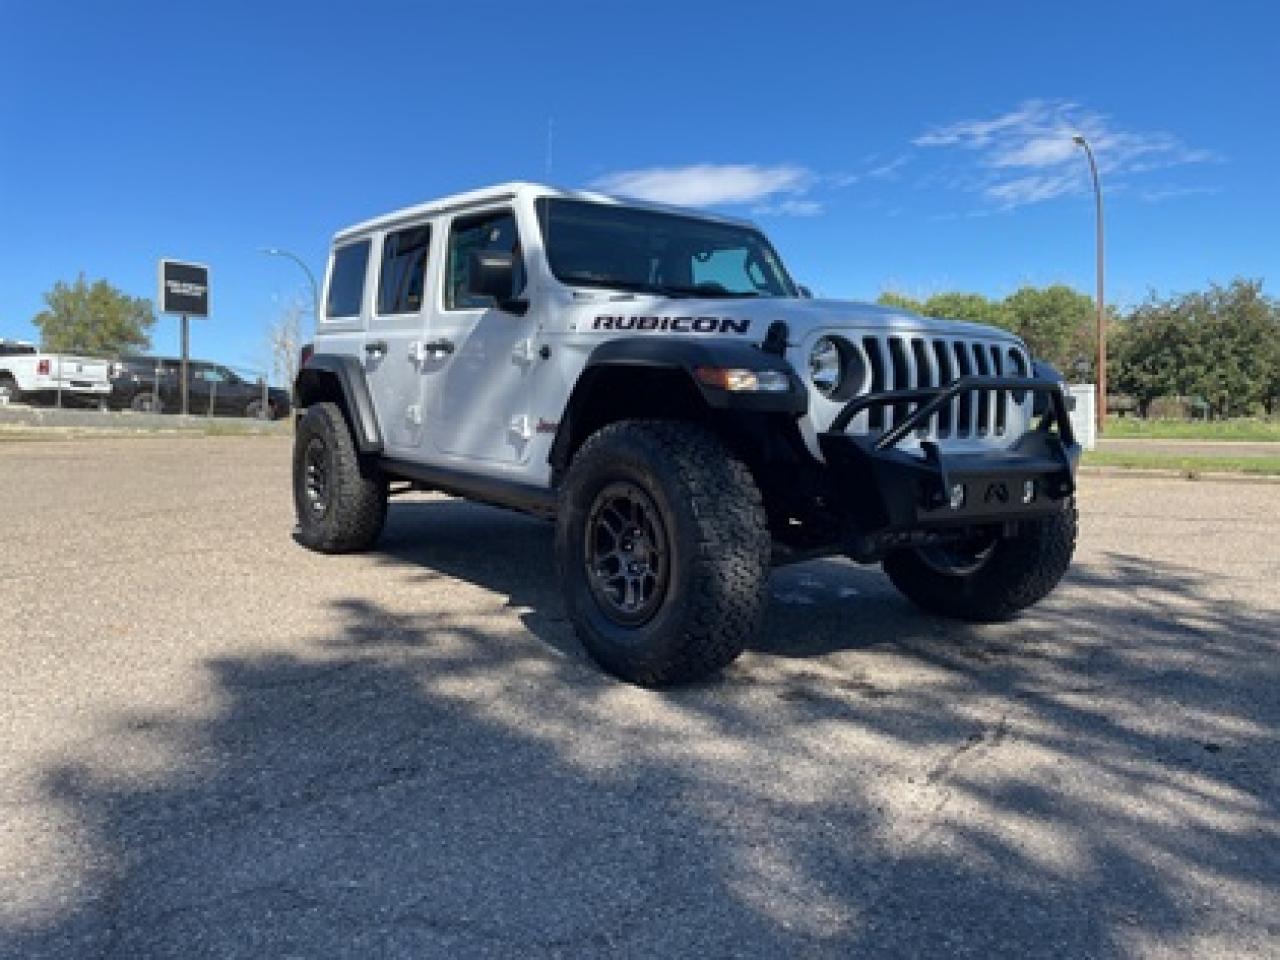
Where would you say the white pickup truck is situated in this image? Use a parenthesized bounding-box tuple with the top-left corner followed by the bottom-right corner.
(0, 339, 112, 407)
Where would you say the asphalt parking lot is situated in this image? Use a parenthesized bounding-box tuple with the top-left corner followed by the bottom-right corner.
(2, 436, 1278, 959)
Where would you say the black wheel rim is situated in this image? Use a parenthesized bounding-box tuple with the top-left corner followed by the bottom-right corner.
(303, 437, 330, 517)
(584, 482, 670, 626)
(917, 538, 997, 576)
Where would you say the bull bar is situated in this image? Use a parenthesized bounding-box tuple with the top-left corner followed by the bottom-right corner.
(816, 375, 1081, 559)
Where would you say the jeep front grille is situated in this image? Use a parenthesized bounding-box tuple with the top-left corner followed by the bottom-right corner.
(850, 334, 1030, 440)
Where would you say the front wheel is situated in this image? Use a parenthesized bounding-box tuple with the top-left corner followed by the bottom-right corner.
(555, 420, 771, 686)
(882, 498, 1077, 622)
(292, 402, 387, 553)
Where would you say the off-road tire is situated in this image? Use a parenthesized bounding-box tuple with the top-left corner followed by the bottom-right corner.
(131, 392, 162, 414)
(556, 420, 771, 686)
(293, 401, 387, 553)
(883, 497, 1077, 622)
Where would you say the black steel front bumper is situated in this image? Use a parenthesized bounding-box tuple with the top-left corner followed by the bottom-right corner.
(817, 375, 1080, 558)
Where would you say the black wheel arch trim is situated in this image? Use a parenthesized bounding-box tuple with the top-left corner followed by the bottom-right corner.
(583, 337, 807, 414)
(294, 353, 383, 454)
(549, 337, 807, 475)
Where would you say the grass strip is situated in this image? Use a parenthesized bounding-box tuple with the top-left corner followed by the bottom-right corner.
(1103, 419, 1280, 442)
(1084, 450, 1280, 476)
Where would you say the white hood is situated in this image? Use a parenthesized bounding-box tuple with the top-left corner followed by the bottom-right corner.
(561, 292, 1022, 346)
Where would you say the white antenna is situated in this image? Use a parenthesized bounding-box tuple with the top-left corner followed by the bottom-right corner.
(545, 117, 554, 182)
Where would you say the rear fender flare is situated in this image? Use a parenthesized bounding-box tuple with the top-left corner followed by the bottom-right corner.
(294, 354, 382, 454)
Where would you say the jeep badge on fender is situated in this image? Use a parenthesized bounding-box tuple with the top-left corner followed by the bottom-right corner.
(292, 182, 1079, 686)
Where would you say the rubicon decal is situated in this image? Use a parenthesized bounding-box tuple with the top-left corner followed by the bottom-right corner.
(593, 315, 751, 335)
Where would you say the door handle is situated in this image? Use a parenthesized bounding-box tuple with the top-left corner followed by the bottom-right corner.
(423, 339, 455, 356)
(364, 340, 388, 356)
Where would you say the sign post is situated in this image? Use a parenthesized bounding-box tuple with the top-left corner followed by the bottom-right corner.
(158, 260, 210, 416)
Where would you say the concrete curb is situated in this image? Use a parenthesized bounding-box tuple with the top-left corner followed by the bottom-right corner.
(0, 404, 289, 435)
(1079, 465, 1280, 485)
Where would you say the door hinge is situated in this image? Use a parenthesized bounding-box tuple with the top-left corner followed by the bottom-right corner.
(511, 338, 537, 364)
(508, 414, 532, 440)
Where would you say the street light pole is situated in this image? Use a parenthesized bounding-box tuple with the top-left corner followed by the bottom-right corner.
(261, 247, 320, 330)
(1073, 134, 1106, 435)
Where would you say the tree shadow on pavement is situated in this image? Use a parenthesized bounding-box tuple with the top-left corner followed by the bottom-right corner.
(6, 499, 1278, 957)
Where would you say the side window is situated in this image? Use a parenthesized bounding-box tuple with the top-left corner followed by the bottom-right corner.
(377, 224, 431, 315)
(326, 240, 371, 318)
(445, 210, 524, 310)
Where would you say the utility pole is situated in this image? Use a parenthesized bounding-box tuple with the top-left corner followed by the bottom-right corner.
(1073, 134, 1106, 435)
(181, 315, 190, 416)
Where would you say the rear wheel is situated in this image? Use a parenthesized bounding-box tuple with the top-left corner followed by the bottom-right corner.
(292, 401, 387, 553)
(555, 420, 771, 686)
(131, 391, 162, 413)
(883, 498, 1077, 622)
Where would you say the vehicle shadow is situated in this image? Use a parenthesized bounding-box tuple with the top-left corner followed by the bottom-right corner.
(371, 496, 914, 664)
(7, 497, 1278, 957)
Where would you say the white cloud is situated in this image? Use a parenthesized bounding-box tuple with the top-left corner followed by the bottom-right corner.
(1140, 185, 1223, 203)
(866, 154, 911, 180)
(915, 99, 1221, 209)
(752, 199, 824, 217)
(591, 163, 811, 207)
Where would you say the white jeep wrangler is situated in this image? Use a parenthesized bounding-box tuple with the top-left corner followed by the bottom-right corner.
(293, 183, 1079, 685)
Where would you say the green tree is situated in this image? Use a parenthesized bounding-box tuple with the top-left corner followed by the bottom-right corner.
(32, 274, 155, 356)
(1001, 285, 1097, 375)
(1192, 280, 1279, 417)
(1112, 279, 1279, 417)
(922, 292, 1012, 332)
(876, 291, 925, 312)
(877, 290, 1013, 331)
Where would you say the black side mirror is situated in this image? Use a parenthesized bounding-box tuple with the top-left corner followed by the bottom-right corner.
(468, 249, 513, 299)
(467, 250, 528, 314)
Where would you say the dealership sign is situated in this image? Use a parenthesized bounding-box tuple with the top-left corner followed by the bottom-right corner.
(158, 259, 210, 317)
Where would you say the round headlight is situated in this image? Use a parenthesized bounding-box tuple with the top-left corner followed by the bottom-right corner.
(809, 336, 843, 398)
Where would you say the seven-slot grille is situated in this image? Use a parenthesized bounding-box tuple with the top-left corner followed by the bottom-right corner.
(845, 334, 1030, 440)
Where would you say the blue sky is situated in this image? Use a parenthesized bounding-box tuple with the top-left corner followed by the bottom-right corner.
(1, 0, 1274, 381)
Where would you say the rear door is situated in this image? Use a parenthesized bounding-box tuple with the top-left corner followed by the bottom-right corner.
(188, 364, 215, 415)
(365, 222, 434, 453)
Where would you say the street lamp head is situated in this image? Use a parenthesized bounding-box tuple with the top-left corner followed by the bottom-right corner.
(1072, 134, 1087, 146)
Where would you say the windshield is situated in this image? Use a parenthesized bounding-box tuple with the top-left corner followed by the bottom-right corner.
(537, 198, 796, 298)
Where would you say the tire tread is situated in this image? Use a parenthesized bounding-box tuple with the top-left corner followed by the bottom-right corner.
(293, 402, 387, 553)
(884, 498, 1078, 622)
(558, 420, 770, 685)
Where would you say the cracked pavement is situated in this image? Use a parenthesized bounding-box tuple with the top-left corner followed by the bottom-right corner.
(2, 436, 1278, 958)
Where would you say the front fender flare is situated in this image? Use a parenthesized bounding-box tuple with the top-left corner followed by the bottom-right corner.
(583, 337, 807, 414)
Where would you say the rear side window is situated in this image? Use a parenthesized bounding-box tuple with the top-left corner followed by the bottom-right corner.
(326, 240, 371, 318)
(377, 225, 431, 314)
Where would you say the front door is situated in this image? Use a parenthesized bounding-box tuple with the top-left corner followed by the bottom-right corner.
(363, 224, 434, 454)
(424, 207, 536, 466)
